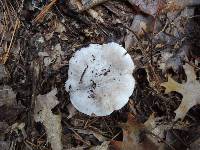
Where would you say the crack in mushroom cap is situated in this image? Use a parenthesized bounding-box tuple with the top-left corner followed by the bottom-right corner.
(65, 42, 135, 116)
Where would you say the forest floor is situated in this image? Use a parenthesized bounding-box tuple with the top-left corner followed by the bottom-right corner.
(0, 0, 200, 150)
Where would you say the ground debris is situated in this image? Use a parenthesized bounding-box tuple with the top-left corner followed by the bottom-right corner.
(0, 0, 200, 149)
(34, 88, 62, 150)
(127, 0, 165, 16)
(111, 113, 160, 150)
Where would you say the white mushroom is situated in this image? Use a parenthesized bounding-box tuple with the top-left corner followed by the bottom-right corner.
(65, 42, 135, 116)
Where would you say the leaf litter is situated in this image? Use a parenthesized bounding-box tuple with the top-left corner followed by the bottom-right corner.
(0, 0, 200, 150)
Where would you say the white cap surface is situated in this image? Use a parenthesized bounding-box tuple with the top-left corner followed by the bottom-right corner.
(65, 42, 135, 116)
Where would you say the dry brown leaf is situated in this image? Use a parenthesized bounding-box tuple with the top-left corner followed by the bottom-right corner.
(125, 15, 154, 50)
(127, 0, 165, 16)
(142, 0, 198, 16)
(111, 113, 158, 150)
(34, 88, 62, 150)
(161, 63, 200, 120)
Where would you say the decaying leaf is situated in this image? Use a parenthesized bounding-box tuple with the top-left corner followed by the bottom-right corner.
(144, 113, 173, 146)
(0, 85, 16, 107)
(0, 85, 24, 123)
(161, 63, 200, 120)
(34, 88, 62, 150)
(158, 52, 183, 73)
(38, 43, 65, 70)
(125, 15, 154, 50)
(127, 0, 165, 16)
(111, 113, 158, 150)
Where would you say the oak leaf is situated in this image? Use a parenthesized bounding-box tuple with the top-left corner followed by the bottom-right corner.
(161, 63, 200, 120)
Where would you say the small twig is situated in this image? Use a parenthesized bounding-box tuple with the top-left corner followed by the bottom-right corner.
(84, 118, 99, 128)
(24, 140, 38, 149)
(72, 128, 91, 145)
(62, 120, 91, 146)
(32, 0, 58, 24)
(37, 133, 46, 141)
(111, 131, 121, 140)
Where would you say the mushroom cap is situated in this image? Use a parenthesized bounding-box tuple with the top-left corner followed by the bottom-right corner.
(65, 42, 135, 116)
